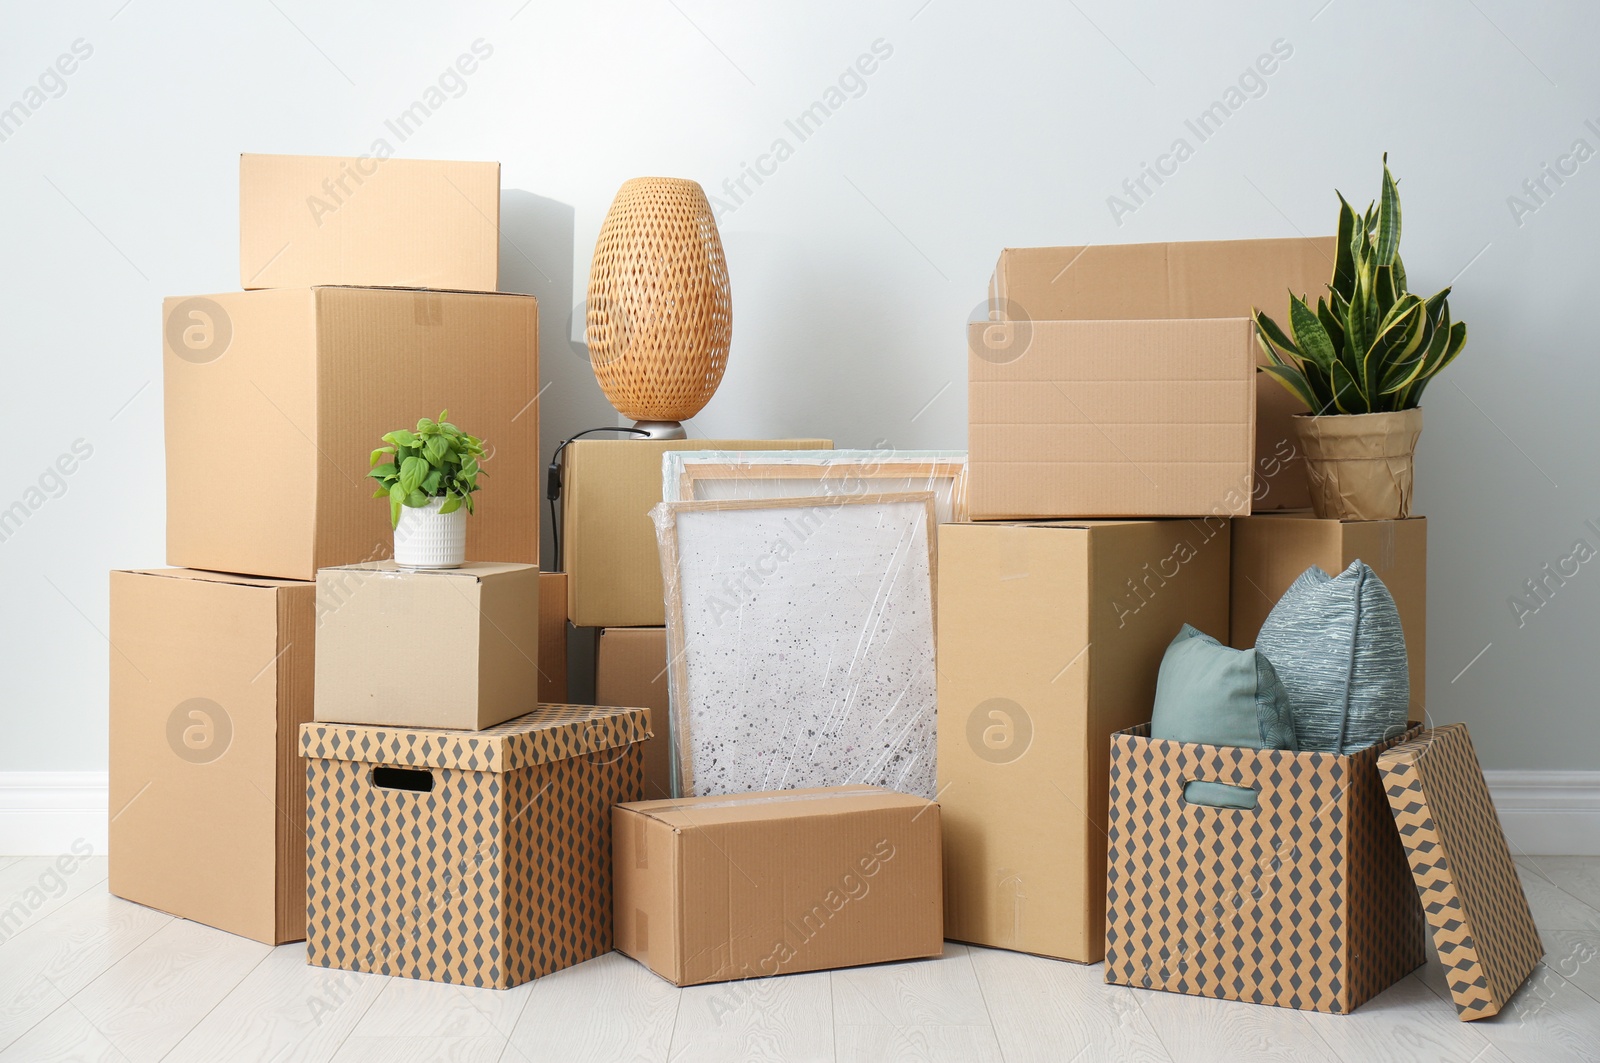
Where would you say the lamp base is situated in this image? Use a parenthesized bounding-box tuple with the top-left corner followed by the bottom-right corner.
(630, 420, 687, 440)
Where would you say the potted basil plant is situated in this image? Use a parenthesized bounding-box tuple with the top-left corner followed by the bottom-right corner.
(368, 410, 484, 568)
(1253, 156, 1467, 520)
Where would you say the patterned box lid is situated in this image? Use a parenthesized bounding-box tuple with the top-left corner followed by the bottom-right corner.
(1378, 723, 1544, 1020)
(300, 703, 651, 772)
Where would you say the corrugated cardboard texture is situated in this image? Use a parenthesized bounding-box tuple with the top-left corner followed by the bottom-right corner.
(305, 727, 645, 988)
(563, 438, 830, 628)
(240, 153, 499, 290)
(314, 561, 538, 730)
(936, 519, 1230, 962)
(1104, 724, 1428, 1013)
(1230, 514, 1426, 714)
(539, 572, 568, 703)
(613, 787, 943, 986)
(164, 286, 538, 581)
(596, 627, 673, 799)
(109, 568, 314, 945)
(1380, 725, 1543, 1020)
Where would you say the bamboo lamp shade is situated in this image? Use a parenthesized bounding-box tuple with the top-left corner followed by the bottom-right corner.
(586, 178, 732, 423)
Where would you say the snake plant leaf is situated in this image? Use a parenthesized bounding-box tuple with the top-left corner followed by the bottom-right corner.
(1375, 159, 1401, 266)
(1334, 193, 1358, 294)
(1393, 252, 1407, 295)
(1259, 363, 1320, 410)
(1254, 306, 1303, 362)
(1316, 296, 1346, 354)
(1329, 358, 1366, 414)
(1288, 296, 1337, 371)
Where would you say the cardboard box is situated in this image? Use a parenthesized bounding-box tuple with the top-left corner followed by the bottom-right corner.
(613, 787, 943, 986)
(314, 562, 538, 730)
(240, 153, 500, 290)
(1230, 513, 1426, 714)
(969, 237, 1332, 519)
(1104, 723, 1427, 1013)
(303, 704, 649, 988)
(562, 438, 830, 627)
(539, 572, 568, 704)
(164, 286, 538, 581)
(596, 627, 673, 799)
(936, 519, 1230, 962)
(109, 568, 314, 945)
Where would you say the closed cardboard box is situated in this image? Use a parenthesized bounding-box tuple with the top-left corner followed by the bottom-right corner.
(539, 572, 569, 704)
(562, 438, 829, 627)
(614, 787, 943, 986)
(164, 286, 538, 581)
(969, 237, 1331, 519)
(936, 519, 1230, 962)
(109, 568, 314, 945)
(240, 153, 500, 290)
(1230, 513, 1426, 714)
(315, 561, 539, 730)
(596, 627, 673, 799)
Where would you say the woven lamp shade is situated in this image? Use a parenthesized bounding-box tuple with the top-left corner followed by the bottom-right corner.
(586, 178, 732, 423)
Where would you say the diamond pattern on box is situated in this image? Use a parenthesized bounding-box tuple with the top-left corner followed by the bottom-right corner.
(1103, 723, 1426, 1014)
(1379, 724, 1543, 1020)
(304, 706, 647, 988)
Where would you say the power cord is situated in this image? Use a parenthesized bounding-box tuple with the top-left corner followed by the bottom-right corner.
(547, 426, 653, 572)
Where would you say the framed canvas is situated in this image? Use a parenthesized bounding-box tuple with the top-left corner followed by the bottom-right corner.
(662, 449, 969, 524)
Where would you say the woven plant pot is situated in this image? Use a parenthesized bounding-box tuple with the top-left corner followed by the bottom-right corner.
(1293, 408, 1423, 521)
(586, 178, 731, 423)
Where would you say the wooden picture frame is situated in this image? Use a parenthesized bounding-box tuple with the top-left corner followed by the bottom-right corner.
(664, 450, 969, 524)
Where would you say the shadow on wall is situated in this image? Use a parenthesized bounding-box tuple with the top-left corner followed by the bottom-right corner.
(498, 189, 618, 568)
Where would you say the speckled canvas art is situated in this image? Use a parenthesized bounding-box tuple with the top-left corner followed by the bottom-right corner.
(653, 493, 938, 799)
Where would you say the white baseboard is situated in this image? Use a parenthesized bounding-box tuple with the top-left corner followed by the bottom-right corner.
(1, 770, 1596, 857)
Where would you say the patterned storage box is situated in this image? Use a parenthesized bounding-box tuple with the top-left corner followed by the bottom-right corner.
(301, 704, 649, 988)
(1104, 723, 1426, 1013)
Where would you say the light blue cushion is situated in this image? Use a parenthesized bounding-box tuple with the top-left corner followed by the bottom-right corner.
(1255, 561, 1409, 754)
(1150, 623, 1298, 751)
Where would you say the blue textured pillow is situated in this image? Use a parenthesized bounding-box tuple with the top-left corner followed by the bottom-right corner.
(1255, 561, 1409, 754)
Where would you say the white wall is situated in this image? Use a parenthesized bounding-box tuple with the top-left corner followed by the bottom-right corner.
(4, 0, 1598, 783)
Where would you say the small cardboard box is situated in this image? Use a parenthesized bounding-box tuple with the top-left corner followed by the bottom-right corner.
(240, 153, 500, 290)
(109, 568, 314, 945)
(613, 787, 943, 986)
(314, 562, 538, 730)
(1104, 723, 1428, 1013)
(303, 704, 649, 988)
(936, 518, 1230, 963)
(1231, 513, 1426, 714)
(164, 286, 538, 581)
(562, 438, 830, 628)
(539, 572, 569, 704)
(968, 237, 1331, 519)
(596, 627, 673, 799)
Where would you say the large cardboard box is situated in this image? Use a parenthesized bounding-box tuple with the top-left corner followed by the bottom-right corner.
(595, 627, 673, 799)
(1230, 513, 1426, 714)
(1104, 723, 1427, 1013)
(539, 572, 569, 704)
(613, 787, 943, 986)
(302, 704, 649, 988)
(109, 568, 314, 945)
(968, 237, 1331, 519)
(562, 438, 830, 627)
(164, 286, 538, 581)
(314, 562, 539, 730)
(240, 153, 500, 290)
(936, 519, 1230, 962)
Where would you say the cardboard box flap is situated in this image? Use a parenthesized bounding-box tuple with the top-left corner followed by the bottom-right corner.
(122, 567, 310, 590)
(328, 560, 535, 581)
(300, 703, 650, 772)
(622, 785, 921, 828)
(1378, 724, 1544, 1020)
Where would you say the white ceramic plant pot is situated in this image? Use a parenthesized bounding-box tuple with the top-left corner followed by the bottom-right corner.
(393, 496, 466, 569)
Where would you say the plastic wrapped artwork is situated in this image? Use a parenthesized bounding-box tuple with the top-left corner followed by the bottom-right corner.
(651, 492, 938, 798)
(661, 449, 968, 524)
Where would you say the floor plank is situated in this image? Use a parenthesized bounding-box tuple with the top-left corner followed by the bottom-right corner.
(1299, 972, 1514, 1063)
(1132, 981, 1343, 1063)
(831, 944, 991, 1026)
(0, 857, 109, 948)
(1415, 953, 1600, 1063)
(834, 1023, 1003, 1062)
(967, 947, 1170, 1063)
(0, 999, 127, 1063)
(1522, 857, 1600, 918)
(668, 969, 832, 1063)
(342, 970, 532, 1060)
(504, 952, 677, 1063)
(1512, 860, 1600, 932)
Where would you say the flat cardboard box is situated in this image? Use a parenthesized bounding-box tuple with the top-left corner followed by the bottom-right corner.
(109, 568, 314, 945)
(303, 704, 650, 988)
(969, 237, 1333, 519)
(1230, 513, 1426, 714)
(164, 286, 538, 581)
(595, 627, 673, 799)
(562, 438, 830, 628)
(314, 562, 538, 730)
(539, 572, 568, 704)
(613, 787, 943, 986)
(240, 153, 499, 290)
(936, 519, 1230, 962)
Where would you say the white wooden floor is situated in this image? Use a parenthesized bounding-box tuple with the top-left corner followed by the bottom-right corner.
(3, 855, 1600, 1062)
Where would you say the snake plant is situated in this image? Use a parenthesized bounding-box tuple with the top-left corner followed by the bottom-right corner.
(1254, 156, 1466, 415)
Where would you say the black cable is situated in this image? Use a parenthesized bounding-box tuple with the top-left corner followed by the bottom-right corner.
(548, 426, 653, 571)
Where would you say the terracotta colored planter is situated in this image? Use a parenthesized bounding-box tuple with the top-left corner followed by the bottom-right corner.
(1293, 408, 1423, 521)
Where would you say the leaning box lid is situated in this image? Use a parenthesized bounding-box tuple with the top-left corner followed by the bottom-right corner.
(1378, 723, 1544, 1021)
(300, 703, 651, 772)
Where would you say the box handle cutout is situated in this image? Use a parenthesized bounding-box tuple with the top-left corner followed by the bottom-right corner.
(371, 766, 435, 793)
(1182, 779, 1259, 810)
